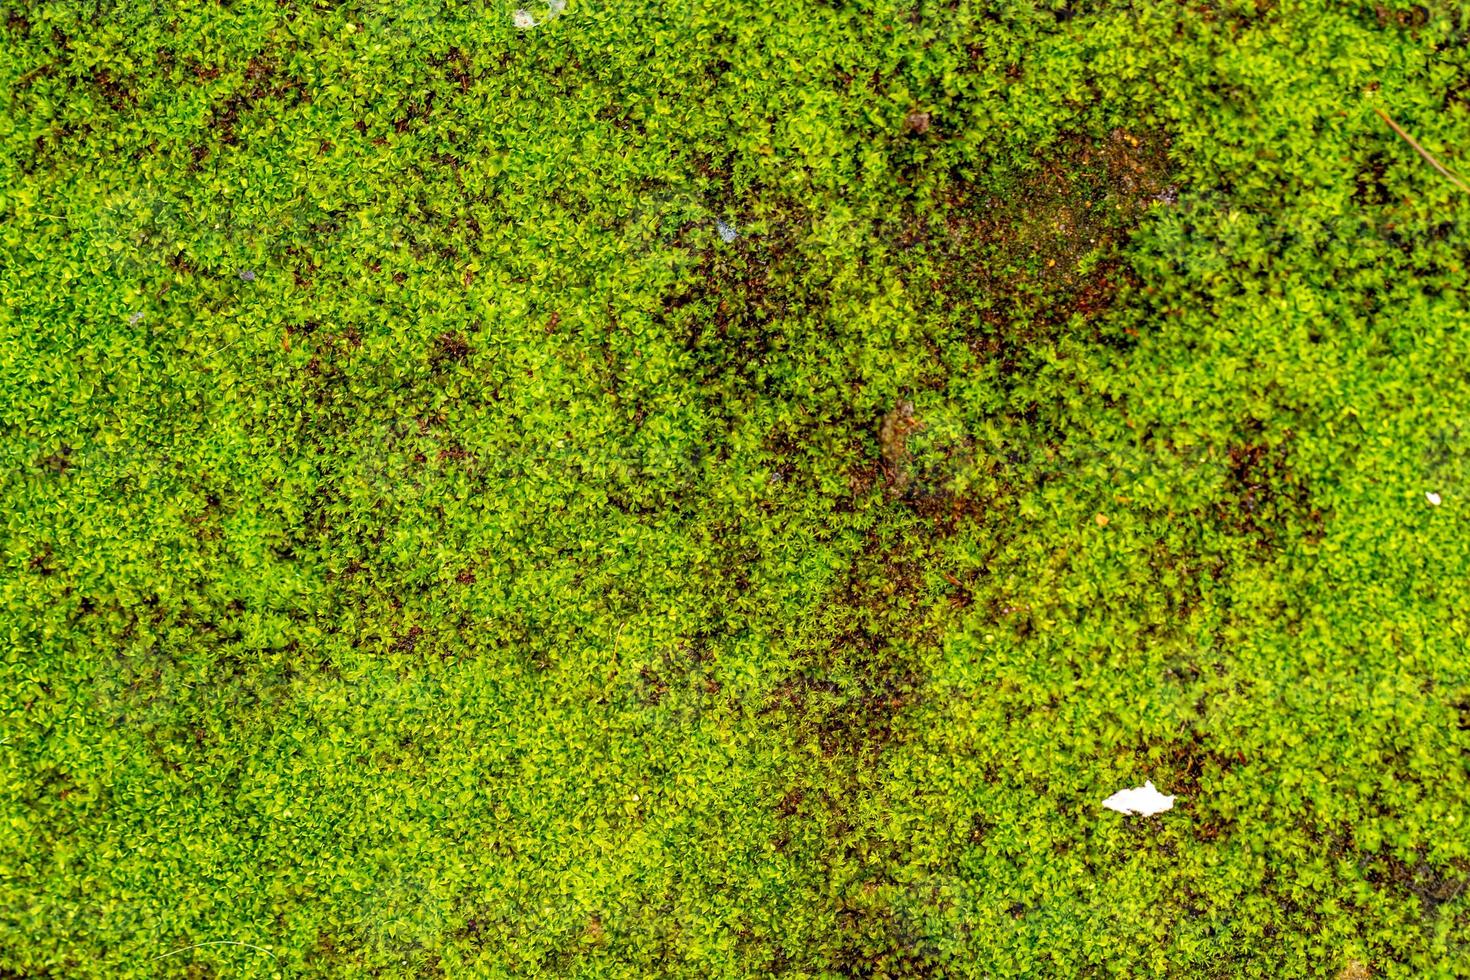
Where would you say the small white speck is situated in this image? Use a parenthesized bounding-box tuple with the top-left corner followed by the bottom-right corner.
(1427, 492, 1442, 507)
(513, 9, 536, 28)
(716, 218, 739, 243)
(1102, 780, 1175, 816)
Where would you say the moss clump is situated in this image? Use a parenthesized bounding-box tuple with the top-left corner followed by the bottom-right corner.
(4, 0, 1470, 976)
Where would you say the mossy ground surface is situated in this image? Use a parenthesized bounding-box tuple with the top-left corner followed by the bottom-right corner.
(4, 0, 1470, 976)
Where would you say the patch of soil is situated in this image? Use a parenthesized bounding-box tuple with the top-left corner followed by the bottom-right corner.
(764, 534, 936, 762)
(828, 888, 945, 979)
(912, 128, 1174, 344)
(1364, 853, 1469, 916)
(878, 399, 923, 484)
(430, 331, 471, 370)
(752, 530, 957, 971)
(199, 53, 303, 153)
(1216, 429, 1323, 552)
(664, 198, 812, 381)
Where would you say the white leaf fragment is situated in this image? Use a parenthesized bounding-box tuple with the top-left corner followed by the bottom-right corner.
(1102, 780, 1175, 816)
(716, 218, 739, 243)
(1427, 491, 1442, 506)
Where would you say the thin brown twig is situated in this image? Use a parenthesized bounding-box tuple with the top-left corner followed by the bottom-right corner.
(1374, 106, 1470, 194)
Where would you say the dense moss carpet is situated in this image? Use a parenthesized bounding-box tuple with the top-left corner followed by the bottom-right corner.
(4, 0, 1470, 975)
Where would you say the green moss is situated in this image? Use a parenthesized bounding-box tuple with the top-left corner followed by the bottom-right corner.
(4, 0, 1470, 976)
